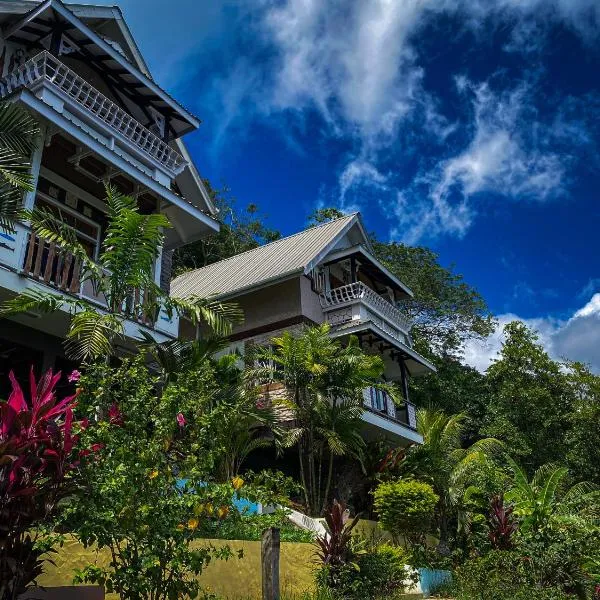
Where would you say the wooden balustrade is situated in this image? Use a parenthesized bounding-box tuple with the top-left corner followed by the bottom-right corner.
(22, 231, 81, 293)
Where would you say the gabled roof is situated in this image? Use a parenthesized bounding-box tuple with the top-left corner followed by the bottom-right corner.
(171, 213, 364, 300)
(2, 0, 199, 136)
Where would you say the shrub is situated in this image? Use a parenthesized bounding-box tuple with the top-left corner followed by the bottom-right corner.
(454, 550, 577, 600)
(373, 479, 438, 541)
(317, 543, 410, 600)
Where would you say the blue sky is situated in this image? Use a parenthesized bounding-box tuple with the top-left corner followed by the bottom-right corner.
(87, 0, 600, 370)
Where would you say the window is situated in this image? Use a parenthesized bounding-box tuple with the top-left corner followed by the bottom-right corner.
(370, 387, 387, 412)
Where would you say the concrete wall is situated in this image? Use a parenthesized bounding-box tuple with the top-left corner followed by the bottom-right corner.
(36, 536, 315, 600)
(299, 275, 325, 325)
(230, 278, 303, 338)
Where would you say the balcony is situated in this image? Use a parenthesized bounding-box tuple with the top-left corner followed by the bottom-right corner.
(0, 51, 187, 183)
(362, 386, 417, 429)
(0, 223, 178, 339)
(320, 282, 412, 346)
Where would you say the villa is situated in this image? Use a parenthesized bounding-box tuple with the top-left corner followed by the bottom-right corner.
(0, 0, 218, 393)
(171, 213, 436, 446)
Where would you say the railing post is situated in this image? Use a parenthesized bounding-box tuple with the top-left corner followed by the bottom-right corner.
(261, 527, 280, 600)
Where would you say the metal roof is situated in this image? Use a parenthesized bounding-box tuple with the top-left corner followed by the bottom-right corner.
(171, 213, 361, 300)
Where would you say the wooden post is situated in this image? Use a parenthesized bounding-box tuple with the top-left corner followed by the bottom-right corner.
(261, 527, 280, 600)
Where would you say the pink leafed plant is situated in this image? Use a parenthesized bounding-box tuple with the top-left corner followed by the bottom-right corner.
(0, 368, 80, 598)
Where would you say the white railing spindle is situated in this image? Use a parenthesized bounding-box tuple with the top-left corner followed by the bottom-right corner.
(0, 51, 187, 176)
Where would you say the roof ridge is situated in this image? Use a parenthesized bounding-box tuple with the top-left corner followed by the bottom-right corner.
(172, 212, 358, 282)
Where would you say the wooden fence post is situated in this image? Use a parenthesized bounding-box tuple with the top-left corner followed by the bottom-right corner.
(261, 527, 280, 600)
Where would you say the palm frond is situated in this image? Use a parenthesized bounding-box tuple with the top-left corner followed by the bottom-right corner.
(167, 295, 243, 335)
(65, 310, 124, 362)
(0, 102, 39, 159)
(0, 183, 27, 232)
(0, 288, 68, 317)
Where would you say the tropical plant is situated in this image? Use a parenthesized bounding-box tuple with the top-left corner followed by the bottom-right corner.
(248, 325, 385, 516)
(0, 102, 40, 232)
(393, 409, 504, 550)
(487, 495, 518, 550)
(0, 368, 78, 599)
(314, 500, 361, 589)
(330, 543, 411, 600)
(373, 479, 438, 544)
(0, 186, 242, 361)
(504, 459, 600, 534)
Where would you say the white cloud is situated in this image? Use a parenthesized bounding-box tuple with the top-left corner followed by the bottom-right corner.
(463, 293, 600, 373)
(393, 79, 567, 243)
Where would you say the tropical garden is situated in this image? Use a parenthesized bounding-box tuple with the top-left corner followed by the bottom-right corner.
(0, 108, 599, 600)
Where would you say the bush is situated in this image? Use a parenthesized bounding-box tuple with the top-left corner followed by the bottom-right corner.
(454, 550, 577, 600)
(373, 479, 438, 541)
(321, 543, 410, 599)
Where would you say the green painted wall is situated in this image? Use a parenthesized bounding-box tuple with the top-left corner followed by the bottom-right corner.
(38, 536, 316, 599)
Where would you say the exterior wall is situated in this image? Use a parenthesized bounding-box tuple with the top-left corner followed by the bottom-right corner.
(299, 274, 325, 324)
(37, 536, 315, 600)
(229, 278, 303, 339)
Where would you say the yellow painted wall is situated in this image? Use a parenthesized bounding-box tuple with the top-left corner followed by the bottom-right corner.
(38, 536, 316, 599)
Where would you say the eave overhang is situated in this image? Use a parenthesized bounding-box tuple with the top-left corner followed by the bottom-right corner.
(328, 320, 437, 376)
(2, 0, 199, 137)
(323, 244, 414, 299)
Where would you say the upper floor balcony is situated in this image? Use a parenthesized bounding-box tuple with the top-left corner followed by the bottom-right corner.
(0, 51, 187, 185)
(320, 281, 412, 347)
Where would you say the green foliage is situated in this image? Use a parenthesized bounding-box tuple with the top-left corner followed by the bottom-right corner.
(371, 240, 495, 357)
(483, 322, 574, 471)
(454, 551, 579, 600)
(248, 325, 385, 516)
(325, 543, 410, 600)
(173, 180, 280, 274)
(0, 186, 241, 362)
(373, 479, 438, 540)
(0, 102, 40, 232)
(197, 509, 314, 543)
(63, 356, 274, 600)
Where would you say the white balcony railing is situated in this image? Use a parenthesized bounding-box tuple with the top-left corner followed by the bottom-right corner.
(362, 386, 417, 429)
(320, 281, 412, 337)
(0, 51, 187, 177)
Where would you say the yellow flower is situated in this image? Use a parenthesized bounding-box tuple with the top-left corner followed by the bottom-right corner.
(149, 469, 159, 480)
(187, 518, 199, 530)
(217, 506, 229, 519)
(193, 503, 205, 516)
(205, 502, 214, 516)
(176, 524, 185, 531)
(232, 476, 244, 490)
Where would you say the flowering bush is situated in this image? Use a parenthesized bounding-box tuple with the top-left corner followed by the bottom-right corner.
(64, 356, 276, 599)
(0, 369, 79, 599)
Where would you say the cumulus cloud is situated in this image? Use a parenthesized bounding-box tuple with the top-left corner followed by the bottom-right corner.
(463, 294, 600, 373)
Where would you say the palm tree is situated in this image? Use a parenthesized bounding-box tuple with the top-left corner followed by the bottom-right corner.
(0, 102, 40, 231)
(504, 459, 600, 533)
(248, 324, 386, 516)
(0, 186, 242, 361)
(400, 409, 504, 551)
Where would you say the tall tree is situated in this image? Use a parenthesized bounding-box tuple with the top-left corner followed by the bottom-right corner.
(173, 180, 280, 274)
(248, 324, 386, 516)
(0, 102, 40, 231)
(483, 322, 572, 473)
(0, 187, 241, 362)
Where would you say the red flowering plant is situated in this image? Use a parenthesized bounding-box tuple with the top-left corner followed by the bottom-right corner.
(0, 368, 79, 599)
